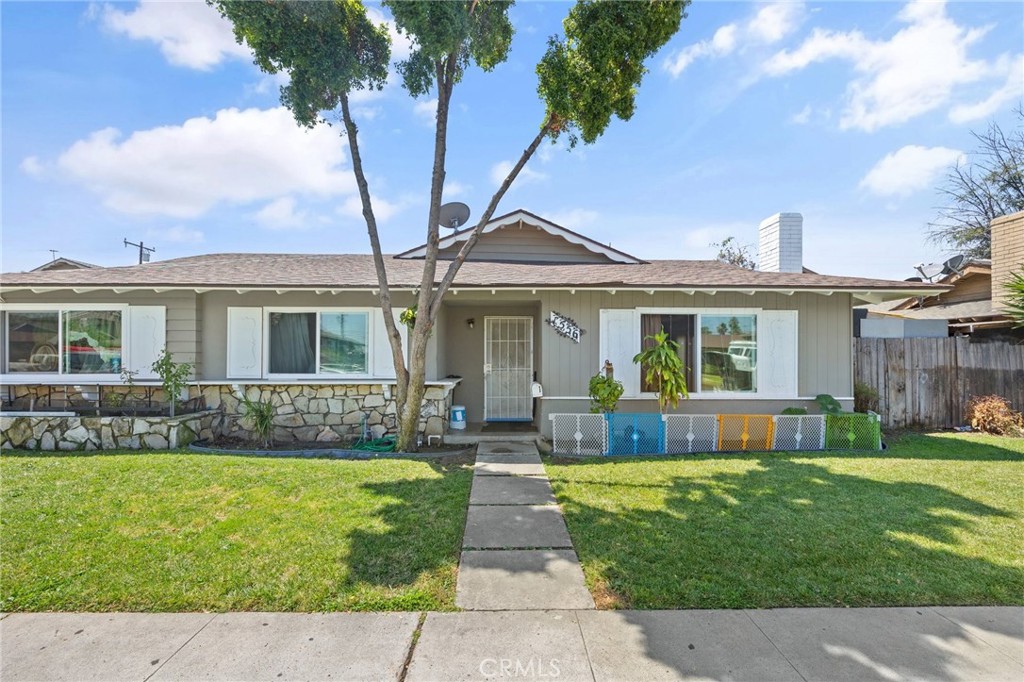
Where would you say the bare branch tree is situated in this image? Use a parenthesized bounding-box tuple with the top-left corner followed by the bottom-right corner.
(929, 106, 1024, 258)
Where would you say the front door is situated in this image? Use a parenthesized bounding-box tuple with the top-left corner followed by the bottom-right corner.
(483, 316, 534, 422)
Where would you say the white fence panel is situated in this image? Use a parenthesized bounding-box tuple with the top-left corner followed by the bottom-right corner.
(550, 413, 607, 456)
(663, 415, 719, 454)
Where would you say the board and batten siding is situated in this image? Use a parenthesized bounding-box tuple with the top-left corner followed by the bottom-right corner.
(534, 290, 853, 401)
(436, 222, 613, 263)
(0, 289, 200, 374)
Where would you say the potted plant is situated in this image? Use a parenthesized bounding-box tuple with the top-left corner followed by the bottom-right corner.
(633, 329, 689, 413)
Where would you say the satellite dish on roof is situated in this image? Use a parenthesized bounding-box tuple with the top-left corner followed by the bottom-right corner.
(914, 263, 944, 281)
(438, 202, 470, 229)
(904, 276, 923, 282)
(942, 254, 966, 275)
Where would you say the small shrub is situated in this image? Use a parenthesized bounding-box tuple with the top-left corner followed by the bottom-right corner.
(589, 372, 624, 414)
(965, 395, 1024, 436)
(815, 393, 843, 416)
(152, 349, 193, 417)
(854, 381, 880, 413)
(240, 394, 275, 448)
(781, 407, 807, 416)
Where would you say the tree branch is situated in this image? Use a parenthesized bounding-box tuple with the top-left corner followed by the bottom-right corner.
(428, 115, 556, 319)
(338, 93, 408, 388)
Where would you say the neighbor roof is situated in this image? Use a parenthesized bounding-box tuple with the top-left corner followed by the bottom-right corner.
(0, 252, 947, 298)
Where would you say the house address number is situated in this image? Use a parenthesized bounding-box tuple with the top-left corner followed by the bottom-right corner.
(547, 311, 584, 343)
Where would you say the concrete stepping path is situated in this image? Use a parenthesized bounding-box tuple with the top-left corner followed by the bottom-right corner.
(457, 441, 595, 611)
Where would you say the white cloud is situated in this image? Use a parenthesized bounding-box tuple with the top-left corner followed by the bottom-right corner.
(663, 2, 804, 77)
(547, 209, 599, 231)
(365, 6, 413, 63)
(860, 145, 964, 198)
(444, 180, 470, 198)
(56, 107, 355, 218)
(791, 105, 812, 125)
(254, 197, 310, 230)
(949, 54, 1024, 124)
(763, 1, 1006, 131)
(20, 156, 45, 178)
(97, 0, 250, 70)
(150, 225, 205, 244)
(413, 98, 437, 124)
(490, 160, 547, 187)
(338, 194, 406, 222)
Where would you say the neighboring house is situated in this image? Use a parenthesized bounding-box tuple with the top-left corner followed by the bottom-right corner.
(30, 257, 98, 273)
(857, 210, 1024, 338)
(0, 209, 941, 441)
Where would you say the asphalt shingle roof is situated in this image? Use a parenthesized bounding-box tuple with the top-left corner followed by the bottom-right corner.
(0, 253, 945, 292)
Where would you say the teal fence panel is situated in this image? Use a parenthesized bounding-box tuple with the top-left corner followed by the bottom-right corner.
(606, 413, 665, 455)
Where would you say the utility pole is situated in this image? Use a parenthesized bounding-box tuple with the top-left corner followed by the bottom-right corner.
(124, 238, 155, 264)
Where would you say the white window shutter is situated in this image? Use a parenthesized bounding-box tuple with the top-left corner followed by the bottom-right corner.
(372, 310, 408, 377)
(227, 307, 263, 379)
(127, 306, 166, 379)
(599, 309, 640, 397)
(757, 310, 798, 397)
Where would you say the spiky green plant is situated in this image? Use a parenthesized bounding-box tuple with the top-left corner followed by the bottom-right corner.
(1005, 267, 1024, 329)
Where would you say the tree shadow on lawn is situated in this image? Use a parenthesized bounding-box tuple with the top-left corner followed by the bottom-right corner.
(342, 457, 473, 610)
(553, 456, 1023, 610)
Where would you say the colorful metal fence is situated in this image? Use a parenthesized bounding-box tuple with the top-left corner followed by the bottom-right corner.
(550, 412, 882, 456)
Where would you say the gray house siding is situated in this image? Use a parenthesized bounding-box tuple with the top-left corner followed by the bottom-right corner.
(437, 224, 615, 263)
(0, 289, 201, 373)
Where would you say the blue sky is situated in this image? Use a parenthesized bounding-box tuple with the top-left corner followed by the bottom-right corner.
(2, 1, 1021, 279)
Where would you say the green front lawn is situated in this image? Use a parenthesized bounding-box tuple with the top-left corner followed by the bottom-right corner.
(545, 433, 1024, 609)
(1, 453, 472, 612)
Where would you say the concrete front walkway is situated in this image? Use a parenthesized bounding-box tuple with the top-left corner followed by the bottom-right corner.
(456, 441, 594, 610)
(2, 607, 1021, 681)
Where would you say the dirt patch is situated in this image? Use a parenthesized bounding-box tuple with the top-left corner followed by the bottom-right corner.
(591, 577, 632, 610)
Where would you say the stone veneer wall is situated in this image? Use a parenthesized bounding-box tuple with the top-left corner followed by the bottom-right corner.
(1, 382, 456, 450)
(0, 410, 221, 451)
(202, 383, 456, 445)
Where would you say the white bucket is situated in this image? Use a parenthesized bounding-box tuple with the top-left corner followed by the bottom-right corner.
(450, 405, 467, 430)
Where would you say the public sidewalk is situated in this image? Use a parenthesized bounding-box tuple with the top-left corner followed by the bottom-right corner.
(2, 606, 1021, 681)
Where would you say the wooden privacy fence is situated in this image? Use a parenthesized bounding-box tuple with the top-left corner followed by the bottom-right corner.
(854, 337, 1024, 429)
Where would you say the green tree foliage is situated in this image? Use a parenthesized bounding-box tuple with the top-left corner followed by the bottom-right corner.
(210, 0, 687, 450)
(633, 329, 689, 413)
(930, 108, 1024, 258)
(151, 349, 193, 418)
(711, 236, 757, 270)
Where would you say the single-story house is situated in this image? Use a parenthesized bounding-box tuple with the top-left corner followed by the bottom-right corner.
(0, 209, 943, 446)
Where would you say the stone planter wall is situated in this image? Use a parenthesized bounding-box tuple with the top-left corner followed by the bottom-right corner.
(0, 410, 221, 451)
(200, 383, 456, 445)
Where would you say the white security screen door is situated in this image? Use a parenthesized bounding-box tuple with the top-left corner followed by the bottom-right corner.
(484, 316, 534, 421)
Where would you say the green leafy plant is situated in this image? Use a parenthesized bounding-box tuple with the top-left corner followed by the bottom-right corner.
(633, 329, 689, 413)
(854, 381, 880, 413)
(399, 304, 417, 329)
(240, 393, 275, 448)
(589, 372, 624, 414)
(815, 393, 844, 416)
(1005, 267, 1024, 329)
(781, 407, 807, 416)
(151, 349, 193, 418)
(965, 395, 1024, 436)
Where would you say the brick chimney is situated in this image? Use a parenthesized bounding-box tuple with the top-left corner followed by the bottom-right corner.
(991, 211, 1024, 310)
(758, 212, 803, 273)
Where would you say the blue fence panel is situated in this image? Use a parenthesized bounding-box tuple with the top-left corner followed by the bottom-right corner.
(605, 413, 665, 455)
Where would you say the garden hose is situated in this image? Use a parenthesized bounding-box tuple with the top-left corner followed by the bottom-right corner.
(351, 436, 397, 452)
